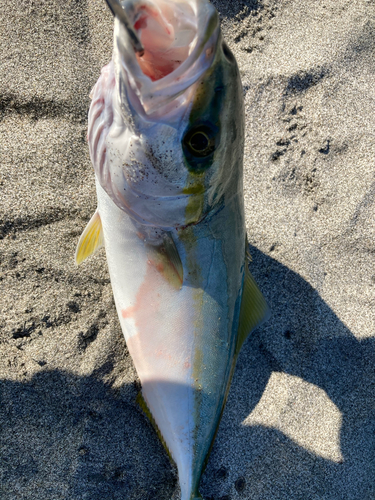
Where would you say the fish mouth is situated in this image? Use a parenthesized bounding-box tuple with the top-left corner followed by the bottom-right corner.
(113, 0, 220, 117)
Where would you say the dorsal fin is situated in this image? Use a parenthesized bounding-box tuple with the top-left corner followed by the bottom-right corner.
(75, 210, 104, 265)
(236, 256, 270, 355)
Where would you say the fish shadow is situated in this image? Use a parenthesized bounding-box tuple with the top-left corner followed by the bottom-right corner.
(1, 248, 374, 500)
(201, 245, 375, 500)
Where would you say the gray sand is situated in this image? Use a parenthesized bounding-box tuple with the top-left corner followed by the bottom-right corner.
(1, 0, 374, 499)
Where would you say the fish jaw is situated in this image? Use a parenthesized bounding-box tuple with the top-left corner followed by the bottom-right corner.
(113, 0, 220, 117)
(96, 179, 246, 500)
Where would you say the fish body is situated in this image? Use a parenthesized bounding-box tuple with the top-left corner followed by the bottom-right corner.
(76, 1, 269, 498)
(97, 180, 245, 498)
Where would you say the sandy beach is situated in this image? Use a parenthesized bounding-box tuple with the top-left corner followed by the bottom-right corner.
(1, 0, 374, 498)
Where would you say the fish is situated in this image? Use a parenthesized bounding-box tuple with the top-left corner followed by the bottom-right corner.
(75, 0, 270, 498)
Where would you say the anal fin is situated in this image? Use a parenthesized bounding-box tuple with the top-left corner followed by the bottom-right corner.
(75, 210, 104, 265)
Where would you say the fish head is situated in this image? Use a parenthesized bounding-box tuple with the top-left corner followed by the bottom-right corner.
(96, 0, 244, 229)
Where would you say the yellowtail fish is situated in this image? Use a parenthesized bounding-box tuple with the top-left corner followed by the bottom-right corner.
(76, 0, 270, 498)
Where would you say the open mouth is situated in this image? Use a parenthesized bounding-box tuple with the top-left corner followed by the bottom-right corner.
(113, 0, 219, 115)
(134, 1, 197, 82)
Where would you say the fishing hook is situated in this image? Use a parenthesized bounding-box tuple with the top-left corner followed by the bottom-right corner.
(104, 0, 145, 56)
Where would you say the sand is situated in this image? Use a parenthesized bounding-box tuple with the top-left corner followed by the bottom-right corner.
(1, 0, 374, 499)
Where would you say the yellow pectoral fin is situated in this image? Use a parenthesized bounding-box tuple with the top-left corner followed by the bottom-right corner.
(146, 232, 183, 290)
(236, 263, 270, 355)
(75, 210, 104, 265)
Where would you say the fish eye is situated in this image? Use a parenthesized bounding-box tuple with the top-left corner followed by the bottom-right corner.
(189, 131, 209, 153)
(183, 126, 216, 159)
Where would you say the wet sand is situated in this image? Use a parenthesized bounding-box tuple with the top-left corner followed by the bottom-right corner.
(1, 0, 374, 499)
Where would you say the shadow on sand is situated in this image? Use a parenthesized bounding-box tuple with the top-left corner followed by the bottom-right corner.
(201, 245, 375, 500)
(1, 247, 374, 500)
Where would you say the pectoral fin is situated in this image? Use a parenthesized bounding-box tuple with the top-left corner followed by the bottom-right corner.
(146, 232, 183, 290)
(236, 261, 270, 354)
(75, 210, 104, 265)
